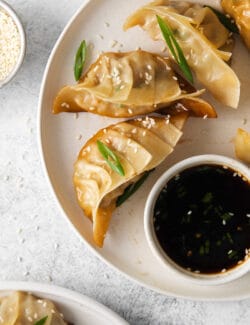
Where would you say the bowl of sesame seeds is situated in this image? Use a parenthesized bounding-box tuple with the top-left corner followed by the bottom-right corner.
(144, 154, 250, 285)
(0, 0, 26, 87)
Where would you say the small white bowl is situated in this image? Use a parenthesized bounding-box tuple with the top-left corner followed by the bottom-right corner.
(0, 0, 26, 87)
(144, 155, 250, 285)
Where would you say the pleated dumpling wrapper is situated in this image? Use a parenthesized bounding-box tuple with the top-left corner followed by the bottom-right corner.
(53, 50, 216, 118)
(0, 291, 67, 324)
(74, 113, 188, 247)
(124, 1, 240, 108)
(221, 0, 250, 49)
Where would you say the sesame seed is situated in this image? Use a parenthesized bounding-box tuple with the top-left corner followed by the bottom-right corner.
(98, 34, 104, 39)
(105, 139, 111, 144)
(61, 102, 70, 109)
(222, 220, 226, 225)
(105, 22, 110, 27)
(161, 46, 167, 52)
(110, 40, 118, 48)
(76, 134, 82, 140)
(203, 114, 208, 119)
(0, 8, 21, 82)
(172, 76, 178, 81)
(128, 108, 133, 115)
(221, 268, 227, 273)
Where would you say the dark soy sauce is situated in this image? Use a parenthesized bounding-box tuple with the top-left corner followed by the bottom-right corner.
(154, 164, 250, 274)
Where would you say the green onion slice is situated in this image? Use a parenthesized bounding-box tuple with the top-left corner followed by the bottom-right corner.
(97, 140, 125, 176)
(205, 6, 239, 34)
(157, 15, 193, 84)
(116, 170, 153, 207)
(34, 316, 48, 325)
(74, 40, 87, 81)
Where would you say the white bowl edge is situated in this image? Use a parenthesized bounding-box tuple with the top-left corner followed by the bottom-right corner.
(144, 154, 250, 286)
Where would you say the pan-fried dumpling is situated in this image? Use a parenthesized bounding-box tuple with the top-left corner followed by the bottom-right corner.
(124, 2, 241, 108)
(0, 291, 67, 324)
(53, 50, 216, 118)
(131, 0, 231, 50)
(74, 113, 188, 247)
(221, 0, 250, 49)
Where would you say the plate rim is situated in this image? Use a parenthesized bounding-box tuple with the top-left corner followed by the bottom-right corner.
(0, 281, 128, 324)
(37, 0, 250, 302)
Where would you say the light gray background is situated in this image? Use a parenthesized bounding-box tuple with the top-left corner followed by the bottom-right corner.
(1, 0, 250, 324)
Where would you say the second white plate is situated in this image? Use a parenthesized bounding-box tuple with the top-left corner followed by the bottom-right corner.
(0, 282, 128, 324)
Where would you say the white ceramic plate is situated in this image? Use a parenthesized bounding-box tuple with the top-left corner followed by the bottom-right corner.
(38, 0, 250, 300)
(0, 281, 128, 324)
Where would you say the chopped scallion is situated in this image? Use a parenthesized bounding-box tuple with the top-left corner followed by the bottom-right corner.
(74, 40, 87, 81)
(205, 6, 239, 34)
(116, 170, 153, 206)
(156, 15, 193, 84)
(34, 316, 48, 325)
(97, 140, 125, 176)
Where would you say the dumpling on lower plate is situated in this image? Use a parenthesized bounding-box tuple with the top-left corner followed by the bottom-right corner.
(53, 50, 216, 118)
(73, 113, 188, 247)
(124, 1, 240, 108)
(0, 291, 68, 324)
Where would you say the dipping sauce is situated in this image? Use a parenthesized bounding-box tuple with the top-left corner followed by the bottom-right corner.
(153, 164, 250, 274)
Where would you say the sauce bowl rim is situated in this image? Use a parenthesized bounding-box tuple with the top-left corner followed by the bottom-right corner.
(144, 154, 250, 286)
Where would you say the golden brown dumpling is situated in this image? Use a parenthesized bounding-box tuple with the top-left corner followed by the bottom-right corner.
(0, 291, 67, 324)
(74, 113, 188, 247)
(235, 128, 250, 163)
(221, 0, 250, 49)
(124, 2, 241, 108)
(53, 50, 215, 118)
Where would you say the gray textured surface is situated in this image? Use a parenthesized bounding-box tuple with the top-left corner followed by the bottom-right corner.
(1, 0, 250, 324)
